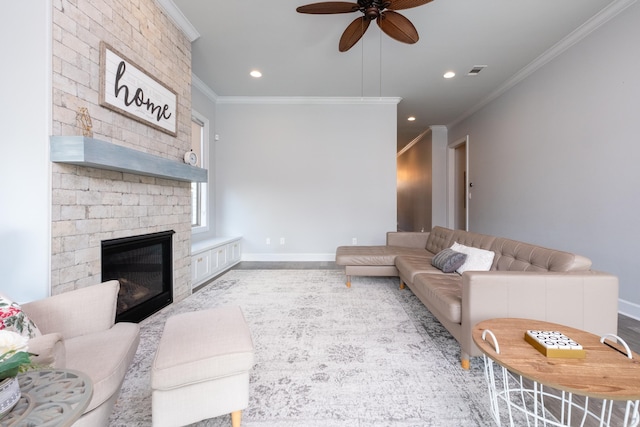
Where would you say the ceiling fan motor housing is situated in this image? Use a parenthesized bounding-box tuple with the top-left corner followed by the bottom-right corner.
(365, 7, 380, 19)
(359, 0, 391, 18)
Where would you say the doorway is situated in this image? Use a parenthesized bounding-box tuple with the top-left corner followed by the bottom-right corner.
(447, 136, 469, 231)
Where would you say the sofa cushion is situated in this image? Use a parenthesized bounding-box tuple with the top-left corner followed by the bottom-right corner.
(450, 229, 496, 251)
(431, 249, 467, 273)
(396, 255, 444, 283)
(490, 238, 592, 272)
(425, 226, 456, 254)
(412, 274, 462, 324)
(0, 294, 40, 338)
(65, 322, 140, 413)
(152, 307, 255, 391)
(336, 245, 430, 267)
(450, 243, 495, 274)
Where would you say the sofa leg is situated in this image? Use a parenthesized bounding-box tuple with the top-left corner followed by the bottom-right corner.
(346, 275, 351, 288)
(231, 410, 242, 427)
(461, 357, 470, 370)
(399, 280, 405, 290)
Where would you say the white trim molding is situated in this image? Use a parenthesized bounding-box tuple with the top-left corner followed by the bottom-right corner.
(192, 74, 218, 103)
(155, 0, 201, 42)
(217, 96, 402, 105)
(619, 298, 640, 321)
(397, 128, 431, 157)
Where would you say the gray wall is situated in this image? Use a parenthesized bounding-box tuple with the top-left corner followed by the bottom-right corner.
(0, 1, 51, 302)
(215, 99, 398, 260)
(449, 1, 640, 318)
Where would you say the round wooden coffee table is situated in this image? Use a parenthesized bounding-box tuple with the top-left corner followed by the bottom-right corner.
(473, 318, 640, 427)
(0, 369, 92, 427)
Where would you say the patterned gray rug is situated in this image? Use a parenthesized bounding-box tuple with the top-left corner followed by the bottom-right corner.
(109, 270, 495, 426)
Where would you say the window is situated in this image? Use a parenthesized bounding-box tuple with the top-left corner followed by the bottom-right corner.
(191, 111, 209, 231)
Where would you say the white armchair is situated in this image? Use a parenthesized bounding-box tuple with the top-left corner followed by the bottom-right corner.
(21, 280, 140, 426)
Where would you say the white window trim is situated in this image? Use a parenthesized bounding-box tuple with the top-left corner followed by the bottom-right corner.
(191, 110, 210, 234)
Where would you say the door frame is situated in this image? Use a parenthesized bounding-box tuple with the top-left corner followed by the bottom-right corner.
(447, 135, 469, 231)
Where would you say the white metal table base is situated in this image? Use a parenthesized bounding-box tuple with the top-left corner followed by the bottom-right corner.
(481, 330, 640, 427)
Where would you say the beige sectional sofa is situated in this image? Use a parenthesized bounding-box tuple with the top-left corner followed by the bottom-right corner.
(336, 226, 619, 369)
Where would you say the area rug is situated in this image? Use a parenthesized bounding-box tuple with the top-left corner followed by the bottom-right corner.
(108, 270, 496, 426)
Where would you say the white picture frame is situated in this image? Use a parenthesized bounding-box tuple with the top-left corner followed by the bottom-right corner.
(99, 42, 178, 137)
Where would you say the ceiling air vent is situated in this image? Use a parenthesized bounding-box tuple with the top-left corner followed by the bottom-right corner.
(468, 65, 487, 76)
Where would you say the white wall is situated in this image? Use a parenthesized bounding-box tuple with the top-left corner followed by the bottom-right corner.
(449, 1, 640, 318)
(215, 98, 398, 260)
(0, 1, 51, 302)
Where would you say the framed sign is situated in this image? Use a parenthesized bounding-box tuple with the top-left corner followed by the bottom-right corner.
(99, 42, 178, 136)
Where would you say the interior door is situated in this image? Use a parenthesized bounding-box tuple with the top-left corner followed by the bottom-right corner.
(454, 144, 467, 230)
(448, 135, 469, 231)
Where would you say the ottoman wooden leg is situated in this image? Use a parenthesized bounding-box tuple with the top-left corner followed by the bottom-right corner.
(231, 410, 242, 427)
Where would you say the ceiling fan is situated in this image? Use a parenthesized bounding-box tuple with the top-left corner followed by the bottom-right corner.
(296, 0, 434, 52)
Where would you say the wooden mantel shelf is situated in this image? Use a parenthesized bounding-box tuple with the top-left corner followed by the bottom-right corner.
(50, 136, 208, 183)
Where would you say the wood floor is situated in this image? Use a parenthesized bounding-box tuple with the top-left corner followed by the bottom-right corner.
(233, 261, 340, 270)
(617, 312, 640, 354)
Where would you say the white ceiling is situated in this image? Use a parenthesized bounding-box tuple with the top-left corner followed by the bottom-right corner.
(168, 0, 619, 148)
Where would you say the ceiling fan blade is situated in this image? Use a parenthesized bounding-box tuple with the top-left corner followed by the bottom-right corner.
(339, 16, 371, 52)
(386, 0, 433, 11)
(296, 2, 360, 14)
(377, 11, 419, 44)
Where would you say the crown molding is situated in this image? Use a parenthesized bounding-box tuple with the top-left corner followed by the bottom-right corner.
(216, 96, 402, 105)
(192, 74, 218, 103)
(155, 0, 200, 42)
(397, 128, 431, 157)
(447, 0, 638, 128)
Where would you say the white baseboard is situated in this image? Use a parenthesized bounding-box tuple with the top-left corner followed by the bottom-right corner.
(618, 298, 640, 321)
(241, 253, 335, 262)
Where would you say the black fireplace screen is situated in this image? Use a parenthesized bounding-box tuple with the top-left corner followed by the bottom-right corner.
(101, 230, 174, 323)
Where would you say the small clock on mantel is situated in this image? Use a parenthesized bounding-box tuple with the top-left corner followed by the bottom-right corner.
(184, 150, 198, 166)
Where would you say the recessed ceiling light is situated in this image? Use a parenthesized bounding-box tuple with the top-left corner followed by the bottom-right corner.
(407, 116, 416, 121)
(443, 71, 455, 79)
(250, 70, 262, 78)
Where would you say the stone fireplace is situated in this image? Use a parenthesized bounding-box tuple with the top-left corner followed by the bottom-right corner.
(49, 0, 195, 304)
(102, 230, 174, 323)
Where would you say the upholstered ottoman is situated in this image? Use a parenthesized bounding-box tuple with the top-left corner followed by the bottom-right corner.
(151, 306, 255, 427)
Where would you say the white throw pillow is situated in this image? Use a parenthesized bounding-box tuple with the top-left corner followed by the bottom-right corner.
(450, 242, 495, 274)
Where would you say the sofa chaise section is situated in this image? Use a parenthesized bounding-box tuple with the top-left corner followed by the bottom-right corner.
(335, 238, 430, 287)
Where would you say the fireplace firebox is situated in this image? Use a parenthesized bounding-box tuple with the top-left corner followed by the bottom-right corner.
(101, 230, 174, 323)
